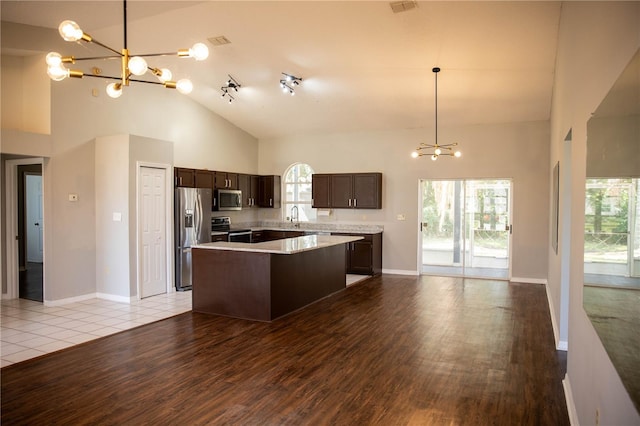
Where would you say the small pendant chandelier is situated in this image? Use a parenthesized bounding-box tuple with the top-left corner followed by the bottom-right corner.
(411, 67, 462, 161)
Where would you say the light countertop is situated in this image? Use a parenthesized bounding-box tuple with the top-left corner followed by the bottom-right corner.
(193, 234, 363, 255)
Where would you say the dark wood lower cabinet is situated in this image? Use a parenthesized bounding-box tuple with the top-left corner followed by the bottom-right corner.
(192, 244, 346, 321)
(332, 232, 382, 275)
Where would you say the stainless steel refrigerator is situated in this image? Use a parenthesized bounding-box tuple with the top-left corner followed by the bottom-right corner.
(175, 187, 212, 291)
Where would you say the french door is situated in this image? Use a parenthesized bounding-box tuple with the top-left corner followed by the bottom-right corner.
(420, 179, 512, 279)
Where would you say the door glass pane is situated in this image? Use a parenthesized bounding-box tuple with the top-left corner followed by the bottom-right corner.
(464, 180, 510, 278)
(421, 181, 464, 275)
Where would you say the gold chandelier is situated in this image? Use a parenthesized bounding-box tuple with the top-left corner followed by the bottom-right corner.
(45, 0, 208, 98)
(411, 67, 462, 161)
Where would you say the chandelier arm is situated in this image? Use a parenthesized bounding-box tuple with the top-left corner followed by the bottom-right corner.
(73, 55, 123, 61)
(82, 74, 164, 85)
(87, 39, 123, 57)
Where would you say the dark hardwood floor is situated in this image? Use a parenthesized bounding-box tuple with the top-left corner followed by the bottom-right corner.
(1, 275, 569, 425)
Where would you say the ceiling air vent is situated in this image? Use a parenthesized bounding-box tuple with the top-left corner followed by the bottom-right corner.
(207, 35, 231, 46)
(390, 1, 417, 13)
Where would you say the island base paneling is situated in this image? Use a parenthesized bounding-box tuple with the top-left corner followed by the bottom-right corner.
(192, 245, 346, 321)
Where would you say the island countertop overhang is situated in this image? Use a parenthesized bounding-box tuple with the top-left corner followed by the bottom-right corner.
(193, 234, 363, 255)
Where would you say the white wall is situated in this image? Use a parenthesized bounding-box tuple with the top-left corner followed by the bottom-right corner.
(549, 2, 640, 424)
(95, 135, 130, 299)
(259, 120, 550, 278)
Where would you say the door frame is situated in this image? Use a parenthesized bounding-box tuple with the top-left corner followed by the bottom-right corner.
(135, 162, 174, 300)
(417, 178, 513, 279)
(4, 157, 45, 300)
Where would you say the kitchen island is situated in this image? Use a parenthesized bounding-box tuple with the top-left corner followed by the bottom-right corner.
(191, 234, 363, 321)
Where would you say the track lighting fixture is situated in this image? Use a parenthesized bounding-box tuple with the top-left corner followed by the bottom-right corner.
(45, 0, 208, 98)
(411, 67, 462, 161)
(279, 73, 302, 96)
(221, 75, 241, 103)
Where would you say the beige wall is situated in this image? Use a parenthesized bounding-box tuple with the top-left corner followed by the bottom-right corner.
(549, 2, 640, 424)
(259, 120, 550, 278)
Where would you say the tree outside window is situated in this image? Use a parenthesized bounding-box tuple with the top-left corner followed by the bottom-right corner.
(283, 163, 316, 222)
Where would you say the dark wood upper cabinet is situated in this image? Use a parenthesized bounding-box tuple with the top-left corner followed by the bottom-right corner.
(214, 172, 238, 190)
(175, 168, 195, 187)
(312, 172, 382, 209)
(238, 174, 259, 208)
(311, 174, 331, 208)
(330, 174, 353, 208)
(194, 170, 214, 189)
(258, 175, 281, 208)
(352, 173, 382, 209)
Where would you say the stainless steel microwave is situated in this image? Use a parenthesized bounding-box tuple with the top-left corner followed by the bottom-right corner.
(216, 189, 242, 211)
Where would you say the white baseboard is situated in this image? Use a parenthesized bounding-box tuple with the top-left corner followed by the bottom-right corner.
(563, 374, 579, 426)
(44, 292, 97, 307)
(96, 292, 133, 304)
(510, 277, 548, 285)
(381, 269, 419, 276)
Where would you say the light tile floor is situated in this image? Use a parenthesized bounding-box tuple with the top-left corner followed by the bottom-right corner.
(1, 291, 192, 368)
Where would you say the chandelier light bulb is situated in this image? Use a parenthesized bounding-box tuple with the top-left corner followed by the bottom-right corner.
(189, 43, 209, 61)
(411, 151, 419, 158)
(128, 56, 148, 76)
(431, 154, 438, 161)
(46, 52, 63, 67)
(47, 64, 69, 81)
(157, 68, 172, 82)
(176, 78, 193, 94)
(106, 82, 123, 98)
(58, 20, 83, 42)
(454, 151, 462, 158)
(434, 147, 442, 155)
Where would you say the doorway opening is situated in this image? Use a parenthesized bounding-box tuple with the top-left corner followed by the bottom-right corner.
(419, 179, 512, 279)
(4, 158, 45, 302)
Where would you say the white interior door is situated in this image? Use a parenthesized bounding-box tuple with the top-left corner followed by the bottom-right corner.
(25, 174, 43, 263)
(140, 167, 167, 298)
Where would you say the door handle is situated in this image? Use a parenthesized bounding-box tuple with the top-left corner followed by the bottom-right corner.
(34, 223, 40, 226)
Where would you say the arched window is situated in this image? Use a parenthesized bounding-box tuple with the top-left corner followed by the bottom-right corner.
(283, 163, 316, 222)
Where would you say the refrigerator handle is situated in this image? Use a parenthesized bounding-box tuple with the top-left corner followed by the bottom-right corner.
(195, 191, 202, 239)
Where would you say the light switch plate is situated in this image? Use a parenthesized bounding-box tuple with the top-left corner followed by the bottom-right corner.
(113, 212, 122, 222)
(397, 214, 406, 221)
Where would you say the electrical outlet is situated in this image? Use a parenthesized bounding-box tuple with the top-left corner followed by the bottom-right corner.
(68, 193, 78, 202)
(397, 214, 406, 221)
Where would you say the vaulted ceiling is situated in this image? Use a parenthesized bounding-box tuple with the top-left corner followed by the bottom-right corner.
(1, 1, 561, 139)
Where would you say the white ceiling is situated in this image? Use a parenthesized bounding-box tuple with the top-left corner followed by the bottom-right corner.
(1, 1, 562, 140)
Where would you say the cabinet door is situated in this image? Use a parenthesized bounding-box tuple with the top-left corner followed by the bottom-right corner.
(227, 173, 239, 190)
(249, 175, 259, 206)
(348, 240, 374, 274)
(213, 172, 228, 190)
(258, 175, 281, 208)
(175, 168, 195, 187)
(330, 174, 353, 208)
(353, 173, 382, 209)
(312, 174, 331, 208)
(238, 174, 251, 208)
(195, 170, 214, 189)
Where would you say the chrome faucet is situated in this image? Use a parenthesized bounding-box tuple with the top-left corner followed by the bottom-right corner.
(290, 206, 300, 228)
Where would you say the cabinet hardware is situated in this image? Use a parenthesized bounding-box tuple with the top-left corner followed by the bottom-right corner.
(354, 199, 357, 207)
(348, 199, 352, 207)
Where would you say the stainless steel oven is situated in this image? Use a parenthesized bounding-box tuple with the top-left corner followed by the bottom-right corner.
(228, 230, 252, 243)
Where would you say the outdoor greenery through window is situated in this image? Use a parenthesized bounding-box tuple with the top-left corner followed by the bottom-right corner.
(584, 178, 639, 277)
(283, 163, 316, 222)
